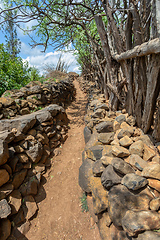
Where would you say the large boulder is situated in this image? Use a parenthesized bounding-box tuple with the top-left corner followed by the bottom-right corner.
(108, 185, 152, 227)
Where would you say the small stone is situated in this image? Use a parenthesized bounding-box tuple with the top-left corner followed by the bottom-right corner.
(0, 140, 9, 166)
(115, 114, 126, 124)
(95, 121, 113, 133)
(129, 154, 148, 171)
(98, 132, 114, 144)
(14, 145, 24, 153)
(101, 165, 122, 190)
(129, 140, 144, 157)
(26, 142, 43, 163)
(101, 156, 114, 166)
(137, 231, 160, 240)
(126, 115, 136, 126)
(90, 176, 108, 214)
(8, 190, 22, 215)
(0, 219, 11, 240)
(143, 144, 156, 161)
(19, 176, 38, 197)
(121, 173, 148, 190)
(112, 145, 130, 158)
(0, 199, 11, 218)
(12, 169, 27, 189)
(12, 208, 25, 226)
(113, 121, 120, 132)
(119, 136, 133, 147)
(0, 169, 9, 187)
(92, 109, 106, 118)
(142, 163, 160, 179)
(102, 145, 114, 157)
(111, 158, 135, 175)
(0, 183, 14, 201)
(86, 145, 104, 161)
(23, 195, 38, 220)
(148, 179, 160, 192)
(152, 155, 160, 163)
(117, 128, 134, 139)
(102, 211, 112, 227)
(17, 153, 29, 163)
(92, 160, 106, 177)
(122, 210, 160, 236)
(150, 198, 160, 211)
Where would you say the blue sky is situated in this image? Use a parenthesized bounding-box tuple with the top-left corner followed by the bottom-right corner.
(0, 6, 80, 75)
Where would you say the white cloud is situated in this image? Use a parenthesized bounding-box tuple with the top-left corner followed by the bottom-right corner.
(21, 42, 80, 75)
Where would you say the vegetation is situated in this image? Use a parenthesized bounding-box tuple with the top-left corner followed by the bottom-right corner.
(0, 44, 41, 96)
(80, 192, 89, 213)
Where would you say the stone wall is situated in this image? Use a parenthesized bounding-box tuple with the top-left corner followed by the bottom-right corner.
(79, 85, 160, 239)
(0, 78, 76, 119)
(0, 76, 76, 239)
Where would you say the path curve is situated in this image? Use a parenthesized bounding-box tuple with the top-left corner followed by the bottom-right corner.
(26, 81, 101, 240)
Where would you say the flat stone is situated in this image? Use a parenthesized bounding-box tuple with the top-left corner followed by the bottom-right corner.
(0, 130, 15, 143)
(143, 144, 156, 161)
(101, 165, 122, 190)
(12, 221, 31, 239)
(92, 109, 106, 118)
(12, 169, 27, 189)
(26, 142, 43, 163)
(122, 210, 160, 236)
(0, 114, 36, 134)
(129, 140, 144, 157)
(110, 223, 130, 240)
(150, 198, 160, 211)
(0, 97, 15, 107)
(129, 154, 148, 171)
(148, 179, 160, 192)
(111, 158, 135, 175)
(121, 173, 148, 190)
(142, 163, 160, 179)
(0, 169, 9, 187)
(23, 195, 38, 220)
(115, 114, 126, 124)
(0, 219, 11, 240)
(95, 121, 113, 133)
(86, 145, 104, 161)
(0, 199, 11, 218)
(98, 132, 114, 144)
(119, 136, 133, 147)
(0, 183, 14, 201)
(90, 176, 108, 214)
(102, 211, 112, 227)
(137, 231, 160, 240)
(92, 160, 106, 177)
(8, 190, 22, 215)
(112, 145, 130, 158)
(84, 126, 92, 144)
(79, 158, 94, 193)
(108, 185, 151, 227)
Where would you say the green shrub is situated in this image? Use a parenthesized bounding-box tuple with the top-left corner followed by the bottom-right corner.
(0, 44, 42, 96)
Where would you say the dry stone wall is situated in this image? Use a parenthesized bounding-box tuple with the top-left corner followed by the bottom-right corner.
(0, 77, 76, 239)
(0, 78, 76, 119)
(79, 79, 160, 240)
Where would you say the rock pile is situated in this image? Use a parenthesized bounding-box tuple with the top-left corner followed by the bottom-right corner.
(0, 79, 76, 119)
(79, 93, 160, 239)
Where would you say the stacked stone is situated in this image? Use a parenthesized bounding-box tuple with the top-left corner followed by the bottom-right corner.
(0, 104, 69, 239)
(79, 95, 160, 240)
(0, 79, 76, 119)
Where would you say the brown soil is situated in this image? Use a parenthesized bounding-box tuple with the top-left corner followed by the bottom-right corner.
(26, 81, 101, 240)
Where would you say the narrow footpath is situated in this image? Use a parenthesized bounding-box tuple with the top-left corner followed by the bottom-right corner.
(26, 81, 101, 240)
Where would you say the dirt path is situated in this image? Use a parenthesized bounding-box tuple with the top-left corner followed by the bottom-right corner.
(26, 81, 101, 240)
